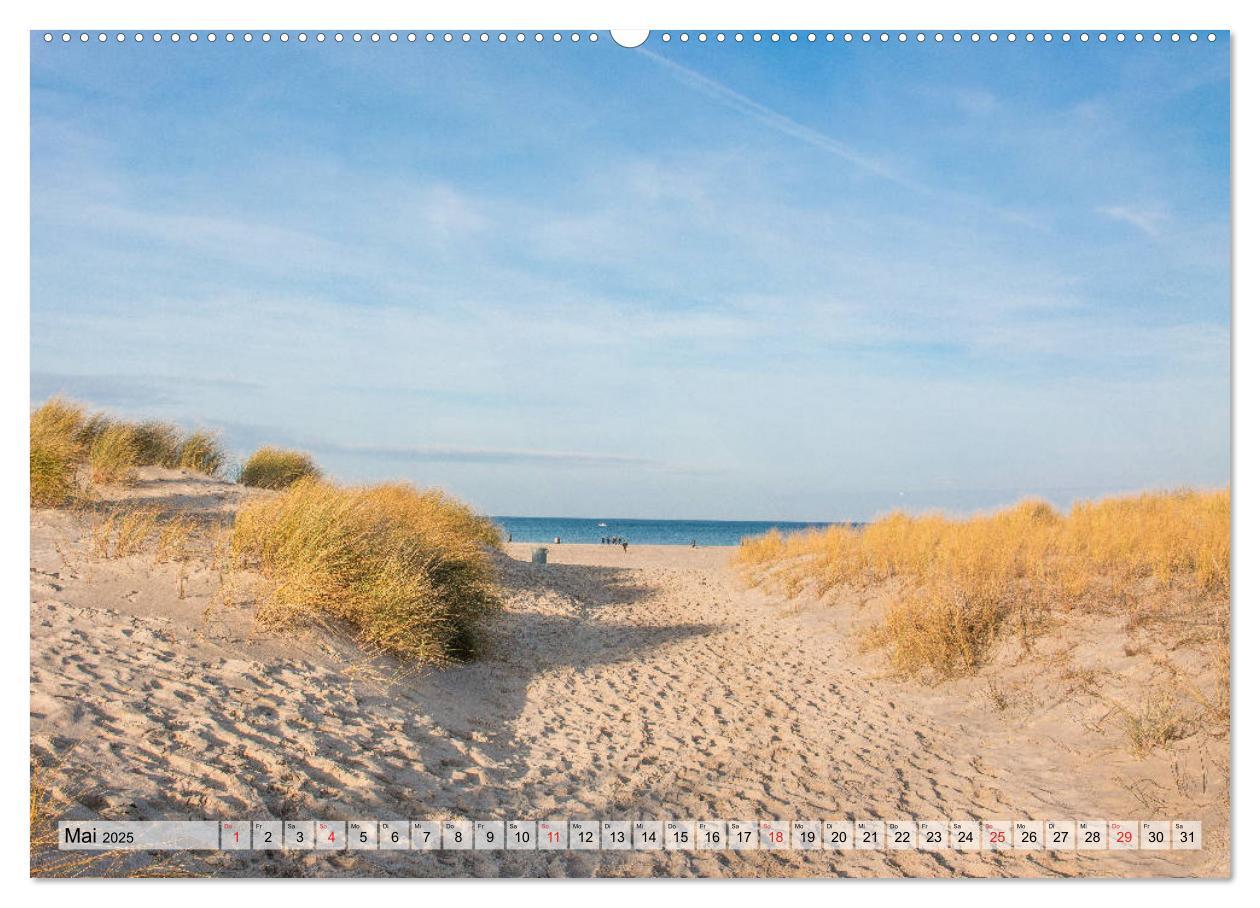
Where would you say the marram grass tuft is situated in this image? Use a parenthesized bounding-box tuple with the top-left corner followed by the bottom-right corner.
(30, 398, 232, 504)
(239, 447, 321, 490)
(88, 424, 140, 485)
(231, 479, 503, 664)
(737, 490, 1230, 679)
(30, 398, 86, 507)
(132, 421, 183, 467)
(175, 431, 225, 476)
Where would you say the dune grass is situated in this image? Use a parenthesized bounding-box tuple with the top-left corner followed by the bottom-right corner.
(239, 446, 321, 490)
(30, 398, 230, 506)
(737, 490, 1230, 678)
(175, 431, 225, 476)
(30, 398, 86, 507)
(132, 421, 183, 467)
(1122, 692, 1189, 755)
(31, 430, 82, 507)
(88, 424, 140, 485)
(30, 440, 80, 507)
(89, 506, 196, 562)
(231, 478, 503, 664)
(155, 515, 197, 562)
(31, 397, 87, 452)
(74, 411, 114, 450)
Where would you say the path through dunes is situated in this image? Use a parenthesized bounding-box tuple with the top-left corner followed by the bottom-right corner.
(487, 544, 1225, 878)
(29, 475, 1226, 877)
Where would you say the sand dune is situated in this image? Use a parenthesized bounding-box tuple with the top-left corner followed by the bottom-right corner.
(30, 470, 1227, 877)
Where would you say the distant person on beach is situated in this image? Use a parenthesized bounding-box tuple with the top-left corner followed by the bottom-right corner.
(691, 540, 697, 548)
(507, 532, 512, 543)
(554, 536, 561, 544)
(621, 541, 628, 552)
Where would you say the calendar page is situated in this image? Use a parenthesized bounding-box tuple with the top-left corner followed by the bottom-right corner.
(27, 12, 1231, 883)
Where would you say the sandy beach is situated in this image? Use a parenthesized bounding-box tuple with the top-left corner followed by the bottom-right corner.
(30, 469, 1228, 877)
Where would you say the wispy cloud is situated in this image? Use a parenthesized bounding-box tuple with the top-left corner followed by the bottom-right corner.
(1097, 204, 1170, 237)
(31, 371, 264, 410)
(952, 88, 999, 117)
(307, 441, 663, 469)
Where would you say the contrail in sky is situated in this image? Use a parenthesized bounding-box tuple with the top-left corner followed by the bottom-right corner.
(638, 48, 1042, 228)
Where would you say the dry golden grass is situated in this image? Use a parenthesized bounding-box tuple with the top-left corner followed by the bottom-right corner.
(31, 434, 81, 508)
(115, 508, 160, 557)
(88, 424, 140, 485)
(239, 446, 321, 490)
(88, 517, 113, 560)
(232, 478, 502, 663)
(1122, 692, 1189, 755)
(74, 411, 114, 450)
(32, 398, 230, 504)
(90, 507, 162, 559)
(132, 420, 183, 467)
(155, 515, 196, 563)
(737, 490, 1230, 679)
(31, 397, 87, 452)
(176, 430, 225, 476)
(30, 398, 86, 507)
(1065, 491, 1230, 593)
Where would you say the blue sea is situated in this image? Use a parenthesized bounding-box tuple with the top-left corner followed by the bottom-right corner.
(493, 516, 852, 547)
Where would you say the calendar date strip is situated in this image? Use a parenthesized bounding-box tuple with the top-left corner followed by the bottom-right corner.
(58, 819, 1203, 852)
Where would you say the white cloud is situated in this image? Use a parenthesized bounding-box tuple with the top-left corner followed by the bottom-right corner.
(1098, 204, 1170, 237)
(953, 88, 999, 117)
(306, 440, 664, 469)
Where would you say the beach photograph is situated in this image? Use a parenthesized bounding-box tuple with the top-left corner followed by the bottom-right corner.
(26, 24, 1231, 880)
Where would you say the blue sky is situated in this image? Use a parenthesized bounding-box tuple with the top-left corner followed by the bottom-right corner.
(30, 32, 1230, 520)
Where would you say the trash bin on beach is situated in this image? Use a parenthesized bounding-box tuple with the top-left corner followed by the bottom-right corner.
(531, 547, 548, 564)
